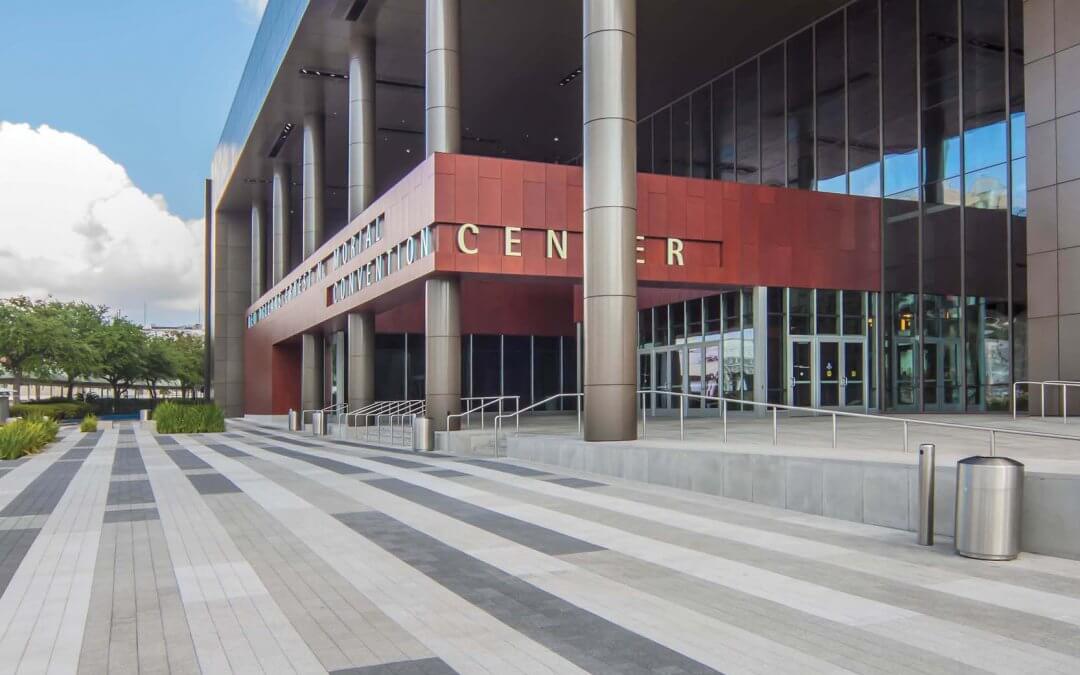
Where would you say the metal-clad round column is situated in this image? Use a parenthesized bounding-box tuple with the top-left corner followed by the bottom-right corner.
(348, 32, 376, 221)
(302, 112, 325, 257)
(425, 0, 460, 155)
(583, 0, 637, 441)
(347, 312, 375, 412)
(271, 161, 291, 284)
(301, 333, 323, 413)
(425, 278, 461, 431)
(250, 199, 266, 302)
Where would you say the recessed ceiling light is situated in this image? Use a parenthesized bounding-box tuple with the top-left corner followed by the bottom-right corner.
(299, 67, 348, 80)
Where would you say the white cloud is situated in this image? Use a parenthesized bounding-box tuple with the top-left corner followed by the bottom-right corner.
(236, 0, 268, 21)
(0, 122, 203, 324)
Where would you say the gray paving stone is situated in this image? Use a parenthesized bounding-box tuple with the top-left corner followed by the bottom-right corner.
(365, 456, 429, 469)
(186, 472, 241, 495)
(261, 445, 371, 474)
(420, 468, 469, 478)
(0, 460, 82, 517)
(546, 476, 607, 489)
(336, 510, 717, 674)
(0, 528, 40, 595)
(111, 446, 147, 475)
(203, 442, 249, 458)
(330, 657, 457, 674)
(106, 478, 155, 506)
(103, 507, 160, 524)
(460, 459, 550, 477)
(162, 447, 210, 470)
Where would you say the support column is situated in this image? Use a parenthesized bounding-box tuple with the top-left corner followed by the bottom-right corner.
(302, 112, 325, 257)
(425, 277, 461, 431)
(583, 0, 637, 441)
(301, 333, 323, 413)
(271, 161, 291, 284)
(425, 0, 461, 155)
(348, 32, 376, 221)
(250, 199, 266, 302)
(211, 210, 250, 417)
(753, 287, 769, 408)
(347, 312, 375, 412)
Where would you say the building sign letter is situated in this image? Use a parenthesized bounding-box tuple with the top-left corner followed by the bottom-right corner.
(457, 223, 479, 254)
(504, 226, 522, 257)
(546, 229, 567, 259)
(666, 238, 684, 266)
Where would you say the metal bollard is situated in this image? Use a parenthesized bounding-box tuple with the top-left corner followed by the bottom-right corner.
(917, 443, 935, 546)
(288, 409, 302, 432)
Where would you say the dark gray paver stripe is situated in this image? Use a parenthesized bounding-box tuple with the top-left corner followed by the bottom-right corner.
(460, 459, 550, 477)
(74, 432, 102, 448)
(545, 477, 607, 489)
(261, 445, 371, 474)
(366, 478, 602, 557)
(163, 448, 210, 471)
(203, 443, 249, 459)
(0, 528, 40, 596)
(60, 447, 94, 461)
(106, 479, 155, 506)
(337, 511, 718, 675)
(329, 657, 457, 674)
(111, 447, 146, 476)
(187, 473, 241, 495)
(0, 460, 83, 517)
(103, 507, 160, 524)
(364, 456, 429, 469)
(421, 468, 469, 478)
(156, 435, 179, 446)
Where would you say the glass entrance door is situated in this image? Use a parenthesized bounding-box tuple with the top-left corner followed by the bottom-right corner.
(789, 337, 867, 409)
(790, 339, 813, 407)
(843, 341, 866, 407)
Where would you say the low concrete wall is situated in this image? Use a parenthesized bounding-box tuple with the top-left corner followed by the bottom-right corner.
(506, 436, 1080, 561)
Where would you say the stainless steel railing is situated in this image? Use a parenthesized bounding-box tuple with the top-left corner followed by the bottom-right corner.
(493, 393, 583, 456)
(301, 401, 348, 427)
(387, 401, 426, 446)
(1012, 380, 1080, 423)
(636, 389, 1080, 455)
(449, 396, 521, 432)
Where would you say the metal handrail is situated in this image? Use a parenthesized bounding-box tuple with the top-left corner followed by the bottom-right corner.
(389, 401, 426, 446)
(1012, 380, 1080, 423)
(371, 400, 424, 441)
(636, 389, 1080, 455)
(342, 400, 395, 424)
(448, 396, 520, 431)
(493, 393, 583, 455)
(301, 401, 347, 425)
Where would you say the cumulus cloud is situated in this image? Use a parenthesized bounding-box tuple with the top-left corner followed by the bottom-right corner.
(236, 0, 268, 21)
(0, 122, 203, 323)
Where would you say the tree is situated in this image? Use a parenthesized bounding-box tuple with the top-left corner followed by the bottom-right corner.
(171, 333, 205, 399)
(142, 336, 177, 401)
(45, 301, 107, 399)
(94, 318, 147, 409)
(0, 297, 63, 403)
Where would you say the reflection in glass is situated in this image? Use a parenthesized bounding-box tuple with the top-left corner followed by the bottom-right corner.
(816, 13, 847, 193)
(884, 192, 920, 293)
(843, 291, 866, 335)
(671, 302, 686, 344)
(848, 0, 881, 197)
(533, 336, 560, 409)
(964, 0, 1007, 172)
(637, 117, 653, 173)
(760, 46, 787, 186)
(713, 75, 736, 181)
(639, 308, 653, 348)
(921, 0, 960, 184)
(787, 29, 814, 189)
(789, 289, 812, 335)
(654, 107, 672, 175)
(686, 298, 703, 340)
(817, 290, 840, 335)
(655, 305, 670, 346)
(736, 61, 760, 184)
(672, 98, 691, 177)
(704, 295, 723, 339)
(883, 0, 919, 196)
(691, 88, 711, 178)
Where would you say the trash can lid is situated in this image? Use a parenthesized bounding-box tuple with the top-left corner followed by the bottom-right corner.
(958, 456, 1025, 468)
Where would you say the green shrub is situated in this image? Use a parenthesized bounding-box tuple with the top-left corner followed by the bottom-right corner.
(10, 401, 92, 421)
(152, 401, 225, 434)
(0, 417, 60, 460)
(79, 414, 98, 432)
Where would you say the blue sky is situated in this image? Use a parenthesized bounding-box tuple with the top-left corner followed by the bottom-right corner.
(0, 0, 261, 221)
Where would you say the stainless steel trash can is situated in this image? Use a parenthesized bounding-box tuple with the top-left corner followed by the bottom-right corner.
(413, 416, 434, 452)
(139, 409, 151, 422)
(312, 410, 328, 436)
(955, 456, 1024, 560)
(288, 409, 302, 431)
(0, 393, 9, 424)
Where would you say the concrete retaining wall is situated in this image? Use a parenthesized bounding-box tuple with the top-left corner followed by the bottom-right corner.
(507, 436, 1080, 561)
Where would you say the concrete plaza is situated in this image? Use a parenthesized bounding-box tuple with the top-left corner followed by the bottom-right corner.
(2, 422, 1080, 673)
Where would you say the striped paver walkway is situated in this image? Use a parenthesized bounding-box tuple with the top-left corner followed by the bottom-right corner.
(0, 421, 1079, 673)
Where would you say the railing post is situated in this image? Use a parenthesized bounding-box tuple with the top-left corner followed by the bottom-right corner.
(902, 421, 909, 452)
(577, 396, 582, 436)
(1064, 384, 1069, 424)
(831, 413, 837, 449)
(679, 397, 685, 441)
(990, 429, 997, 456)
(917, 443, 935, 546)
(1041, 383, 1046, 419)
(772, 406, 778, 446)
(1012, 383, 1017, 420)
(641, 392, 648, 439)
(722, 403, 728, 443)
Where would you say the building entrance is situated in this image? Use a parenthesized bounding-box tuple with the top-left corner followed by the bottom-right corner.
(787, 337, 867, 410)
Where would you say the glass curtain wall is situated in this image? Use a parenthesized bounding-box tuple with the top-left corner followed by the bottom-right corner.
(638, 0, 1024, 411)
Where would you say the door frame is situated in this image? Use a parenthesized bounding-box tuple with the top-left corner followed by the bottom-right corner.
(787, 335, 869, 411)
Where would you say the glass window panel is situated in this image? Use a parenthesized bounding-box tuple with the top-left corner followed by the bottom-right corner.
(884, 190, 920, 293)
(789, 288, 813, 335)
(671, 302, 686, 344)
(965, 297, 1010, 409)
(787, 29, 815, 189)
(966, 173, 1009, 304)
(533, 336, 561, 409)
(1009, 0, 1025, 160)
(471, 335, 501, 397)
(637, 118, 653, 173)
(882, 0, 919, 196)
(705, 345, 721, 405)
(704, 295, 723, 339)
(963, 0, 1007, 172)
(713, 75, 736, 181)
(843, 291, 867, 335)
(923, 187, 962, 297)
(655, 305, 670, 346)
(638, 308, 654, 348)
(922, 0, 961, 184)
(736, 61, 760, 184)
(374, 334, 405, 401)
(848, 0, 881, 197)
(965, 163, 1008, 209)
(561, 335, 577, 395)
(672, 98, 691, 177)
(502, 336, 531, 405)
(723, 292, 740, 331)
(760, 45, 787, 186)
(742, 289, 755, 401)
(816, 12, 847, 193)
(686, 298, 703, 340)
(691, 88, 711, 178)
(1011, 157, 1026, 218)
(688, 347, 704, 407)
(654, 107, 672, 175)
(817, 290, 840, 335)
